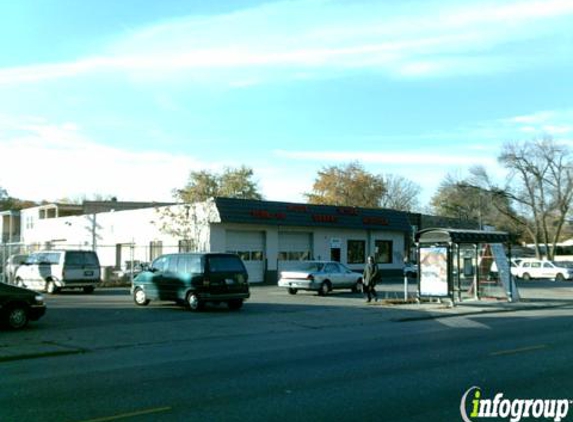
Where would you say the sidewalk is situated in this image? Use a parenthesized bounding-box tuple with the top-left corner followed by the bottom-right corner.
(367, 279, 573, 321)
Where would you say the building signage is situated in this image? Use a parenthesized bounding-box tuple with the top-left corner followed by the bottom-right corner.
(330, 238, 342, 248)
(250, 210, 286, 220)
(362, 216, 389, 226)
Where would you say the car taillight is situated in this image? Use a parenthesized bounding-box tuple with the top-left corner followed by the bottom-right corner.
(307, 274, 314, 281)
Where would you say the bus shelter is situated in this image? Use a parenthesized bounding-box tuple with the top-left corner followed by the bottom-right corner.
(415, 228, 519, 303)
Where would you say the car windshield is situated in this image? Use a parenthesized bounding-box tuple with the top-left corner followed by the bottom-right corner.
(291, 262, 325, 273)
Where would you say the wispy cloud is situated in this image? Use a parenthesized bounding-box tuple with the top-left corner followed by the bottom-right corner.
(273, 149, 497, 167)
(0, 0, 571, 86)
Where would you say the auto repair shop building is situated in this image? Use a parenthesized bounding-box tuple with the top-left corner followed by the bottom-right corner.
(10, 197, 413, 284)
(211, 197, 412, 283)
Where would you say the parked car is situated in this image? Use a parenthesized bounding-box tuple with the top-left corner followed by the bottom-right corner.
(113, 260, 147, 281)
(131, 253, 250, 311)
(278, 261, 363, 295)
(3, 254, 28, 284)
(0, 281, 46, 330)
(15, 250, 101, 294)
(513, 258, 573, 281)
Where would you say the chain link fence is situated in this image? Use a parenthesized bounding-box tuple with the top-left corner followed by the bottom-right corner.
(1, 241, 194, 285)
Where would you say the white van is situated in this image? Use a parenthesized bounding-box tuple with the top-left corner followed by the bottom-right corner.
(15, 250, 101, 294)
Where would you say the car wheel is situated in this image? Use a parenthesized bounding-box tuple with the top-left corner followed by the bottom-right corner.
(46, 281, 59, 294)
(83, 286, 95, 294)
(522, 273, 531, 281)
(287, 288, 298, 295)
(555, 273, 565, 282)
(186, 292, 204, 311)
(351, 279, 362, 293)
(5, 305, 29, 330)
(227, 299, 244, 310)
(133, 288, 150, 306)
(318, 281, 330, 296)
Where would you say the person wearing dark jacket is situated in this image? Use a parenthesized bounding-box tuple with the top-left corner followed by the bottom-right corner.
(363, 255, 379, 302)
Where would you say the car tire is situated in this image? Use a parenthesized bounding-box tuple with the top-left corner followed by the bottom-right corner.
(83, 286, 95, 294)
(287, 288, 298, 295)
(5, 304, 29, 330)
(227, 299, 244, 310)
(46, 281, 59, 294)
(555, 273, 565, 282)
(351, 280, 362, 293)
(318, 281, 330, 296)
(133, 288, 150, 306)
(186, 292, 204, 311)
(522, 273, 531, 281)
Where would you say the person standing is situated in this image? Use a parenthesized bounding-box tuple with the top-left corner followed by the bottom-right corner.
(363, 255, 379, 303)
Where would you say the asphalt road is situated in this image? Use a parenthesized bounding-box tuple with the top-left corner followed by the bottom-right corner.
(2, 283, 573, 422)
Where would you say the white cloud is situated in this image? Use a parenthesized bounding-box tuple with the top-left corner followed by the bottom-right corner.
(0, 0, 571, 86)
(0, 119, 206, 202)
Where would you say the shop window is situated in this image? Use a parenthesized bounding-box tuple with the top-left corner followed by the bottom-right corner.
(278, 251, 311, 261)
(375, 240, 393, 264)
(347, 240, 366, 264)
(251, 251, 264, 261)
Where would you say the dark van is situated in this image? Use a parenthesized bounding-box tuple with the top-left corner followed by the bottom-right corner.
(131, 253, 250, 311)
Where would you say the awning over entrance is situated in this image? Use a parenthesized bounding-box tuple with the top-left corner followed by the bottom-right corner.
(416, 228, 511, 244)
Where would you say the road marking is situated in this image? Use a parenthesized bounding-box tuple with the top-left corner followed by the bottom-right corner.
(77, 406, 172, 422)
(490, 344, 547, 356)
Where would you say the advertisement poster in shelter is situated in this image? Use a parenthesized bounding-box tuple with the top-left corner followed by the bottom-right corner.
(419, 247, 449, 297)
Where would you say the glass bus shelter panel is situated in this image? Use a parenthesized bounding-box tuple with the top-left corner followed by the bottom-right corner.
(454, 244, 478, 301)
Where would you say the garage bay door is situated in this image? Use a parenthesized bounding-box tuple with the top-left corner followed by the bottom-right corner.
(226, 230, 265, 283)
(278, 232, 313, 273)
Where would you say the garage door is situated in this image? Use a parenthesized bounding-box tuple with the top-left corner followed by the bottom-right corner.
(226, 230, 265, 283)
(278, 232, 313, 273)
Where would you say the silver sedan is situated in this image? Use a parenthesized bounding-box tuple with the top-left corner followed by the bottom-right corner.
(278, 261, 363, 295)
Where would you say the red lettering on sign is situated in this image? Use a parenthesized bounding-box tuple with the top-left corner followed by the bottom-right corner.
(362, 216, 389, 226)
(250, 210, 286, 220)
(312, 214, 337, 223)
(337, 207, 359, 216)
(286, 205, 309, 213)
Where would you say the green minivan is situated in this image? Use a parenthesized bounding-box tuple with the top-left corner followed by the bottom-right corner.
(131, 253, 250, 311)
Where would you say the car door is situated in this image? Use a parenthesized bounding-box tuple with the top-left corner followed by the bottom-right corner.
(144, 255, 169, 300)
(542, 262, 556, 279)
(324, 263, 343, 288)
(339, 263, 358, 287)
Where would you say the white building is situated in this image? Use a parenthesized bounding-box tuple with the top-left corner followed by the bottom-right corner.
(9, 197, 413, 284)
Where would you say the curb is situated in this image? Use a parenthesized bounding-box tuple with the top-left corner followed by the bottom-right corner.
(391, 301, 572, 322)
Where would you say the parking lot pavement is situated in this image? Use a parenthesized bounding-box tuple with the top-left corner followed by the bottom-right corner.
(2, 280, 572, 362)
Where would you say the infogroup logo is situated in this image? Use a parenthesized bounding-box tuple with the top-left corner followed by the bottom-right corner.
(460, 386, 571, 422)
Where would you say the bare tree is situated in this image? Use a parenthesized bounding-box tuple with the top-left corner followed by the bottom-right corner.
(153, 201, 219, 252)
(471, 138, 573, 259)
(379, 174, 421, 211)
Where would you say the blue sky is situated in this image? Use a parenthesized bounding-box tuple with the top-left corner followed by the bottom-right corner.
(0, 0, 572, 209)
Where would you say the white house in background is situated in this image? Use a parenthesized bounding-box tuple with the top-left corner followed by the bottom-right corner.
(12, 197, 413, 284)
